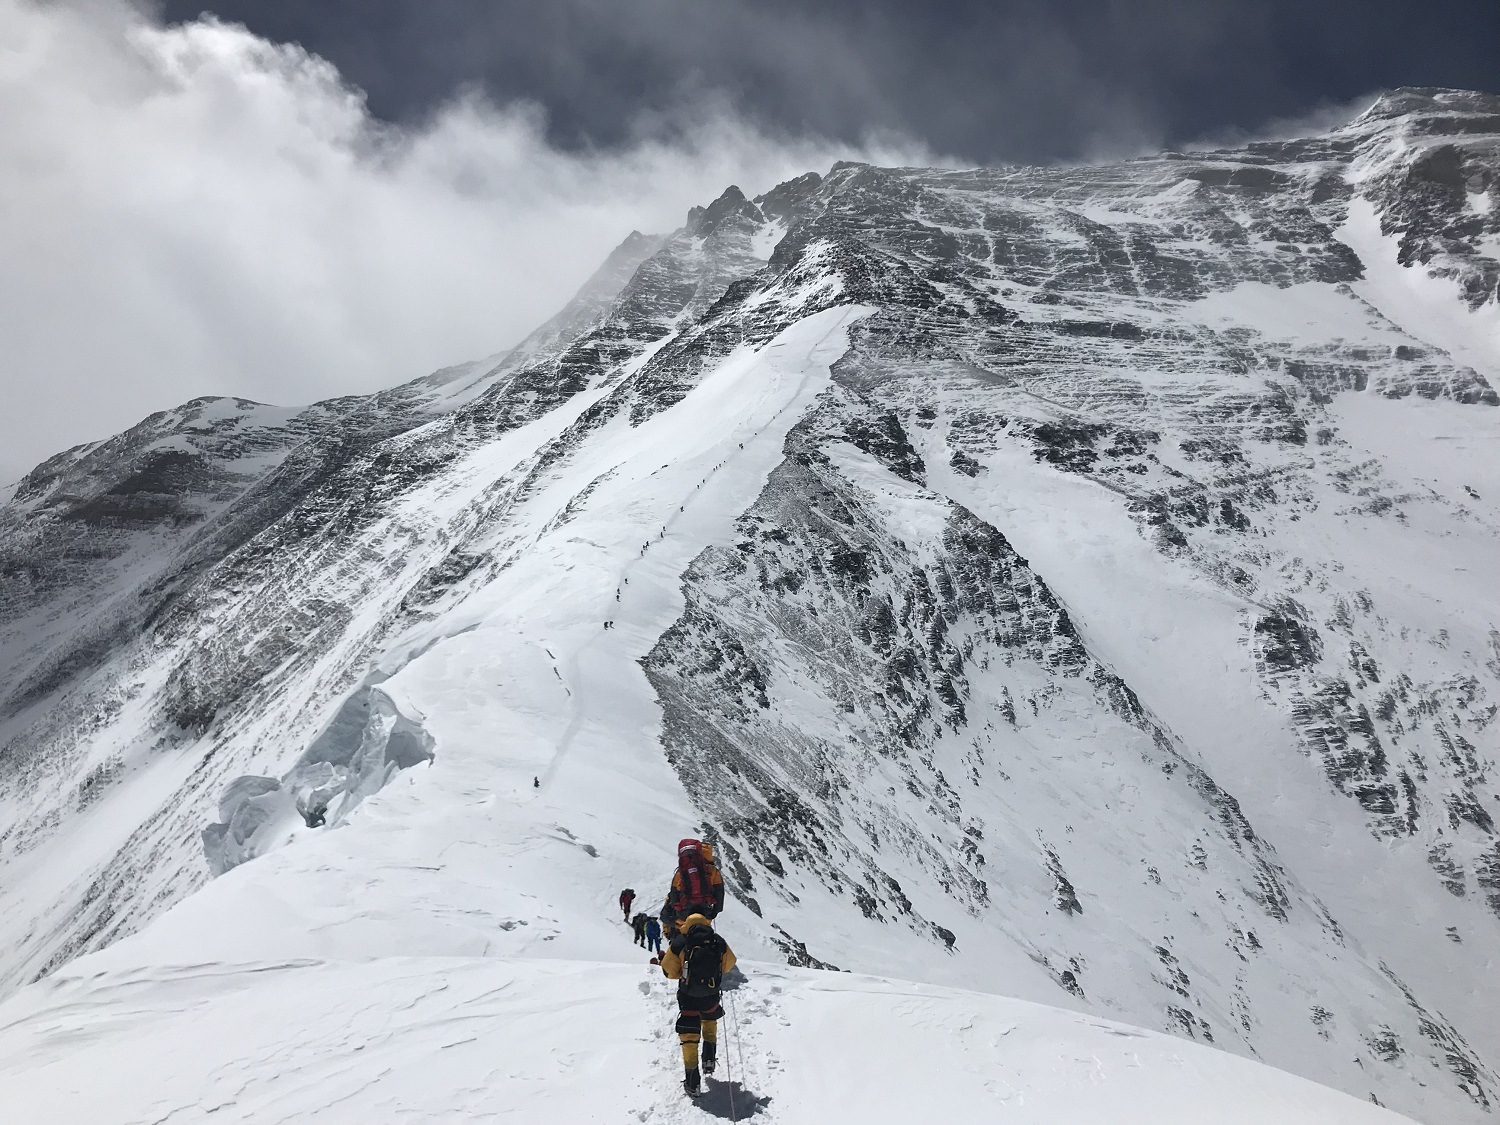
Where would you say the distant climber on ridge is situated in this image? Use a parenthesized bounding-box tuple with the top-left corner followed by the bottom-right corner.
(645, 914, 663, 956)
(632, 911, 650, 947)
(659, 912, 736, 1097)
(660, 838, 725, 932)
(619, 887, 635, 922)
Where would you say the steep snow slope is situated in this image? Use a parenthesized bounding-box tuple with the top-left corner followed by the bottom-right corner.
(2, 87, 1500, 1123)
(0, 960, 1414, 1124)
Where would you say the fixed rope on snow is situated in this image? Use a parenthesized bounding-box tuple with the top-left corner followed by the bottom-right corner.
(727, 986, 742, 1122)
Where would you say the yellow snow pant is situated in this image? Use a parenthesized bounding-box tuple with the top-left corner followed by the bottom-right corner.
(675, 1013, 718, 1069)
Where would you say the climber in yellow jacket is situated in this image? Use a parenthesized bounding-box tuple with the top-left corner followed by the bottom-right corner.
(658, 912, 737, 1097)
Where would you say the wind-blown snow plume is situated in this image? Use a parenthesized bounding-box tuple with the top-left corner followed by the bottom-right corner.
(0, 0, 927, 484)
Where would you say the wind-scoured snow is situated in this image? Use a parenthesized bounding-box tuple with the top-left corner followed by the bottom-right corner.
(1341, 199, 1500, 381)
(2, 86, 1500, 1124)
(0, 958, 1412, 1124)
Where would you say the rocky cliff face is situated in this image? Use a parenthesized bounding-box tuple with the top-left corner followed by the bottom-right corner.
(2, 87, 1498, 1123)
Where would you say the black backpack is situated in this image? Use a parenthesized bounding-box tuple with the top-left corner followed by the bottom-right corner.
(680, 929, 726, 996)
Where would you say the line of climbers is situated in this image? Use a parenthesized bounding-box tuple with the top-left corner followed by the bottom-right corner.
(619, 837, 735, 1098)
(630, 909, 663, 954)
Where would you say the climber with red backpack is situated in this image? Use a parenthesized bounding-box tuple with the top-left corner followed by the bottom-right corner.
(658, 912, 737, 1097)
(659, 838, 725, 932)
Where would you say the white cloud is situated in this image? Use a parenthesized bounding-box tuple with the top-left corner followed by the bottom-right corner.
(0, 0, 927, 483)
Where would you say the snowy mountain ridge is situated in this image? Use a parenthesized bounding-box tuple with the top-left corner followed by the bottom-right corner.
(1, 86, 1499, 1122)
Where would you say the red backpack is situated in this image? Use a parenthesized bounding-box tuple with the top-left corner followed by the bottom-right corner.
(677, 838, 714, 908)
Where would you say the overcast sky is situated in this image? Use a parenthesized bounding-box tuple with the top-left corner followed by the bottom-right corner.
(2, 0, 1498, 484)
(159, 0, 1500, 163)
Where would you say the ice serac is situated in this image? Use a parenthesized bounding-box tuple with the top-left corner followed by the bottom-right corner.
(1, 86, 1499, 1125)
(203, 680, 434, 875)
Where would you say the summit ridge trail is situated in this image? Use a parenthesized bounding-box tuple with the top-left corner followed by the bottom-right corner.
(537, 306, 868, 791)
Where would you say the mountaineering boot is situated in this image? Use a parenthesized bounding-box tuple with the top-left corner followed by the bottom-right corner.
(701, 1041, 717, 1076)
(683, 1067, 702, 1097)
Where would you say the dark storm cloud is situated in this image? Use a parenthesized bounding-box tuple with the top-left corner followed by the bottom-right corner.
(156, 0, 1500, 163)
(0, 0, 924, 485)
(7, 0, 1497, 484)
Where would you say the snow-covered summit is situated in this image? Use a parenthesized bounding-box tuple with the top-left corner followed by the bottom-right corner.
(2, 87, 1499, 1123)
